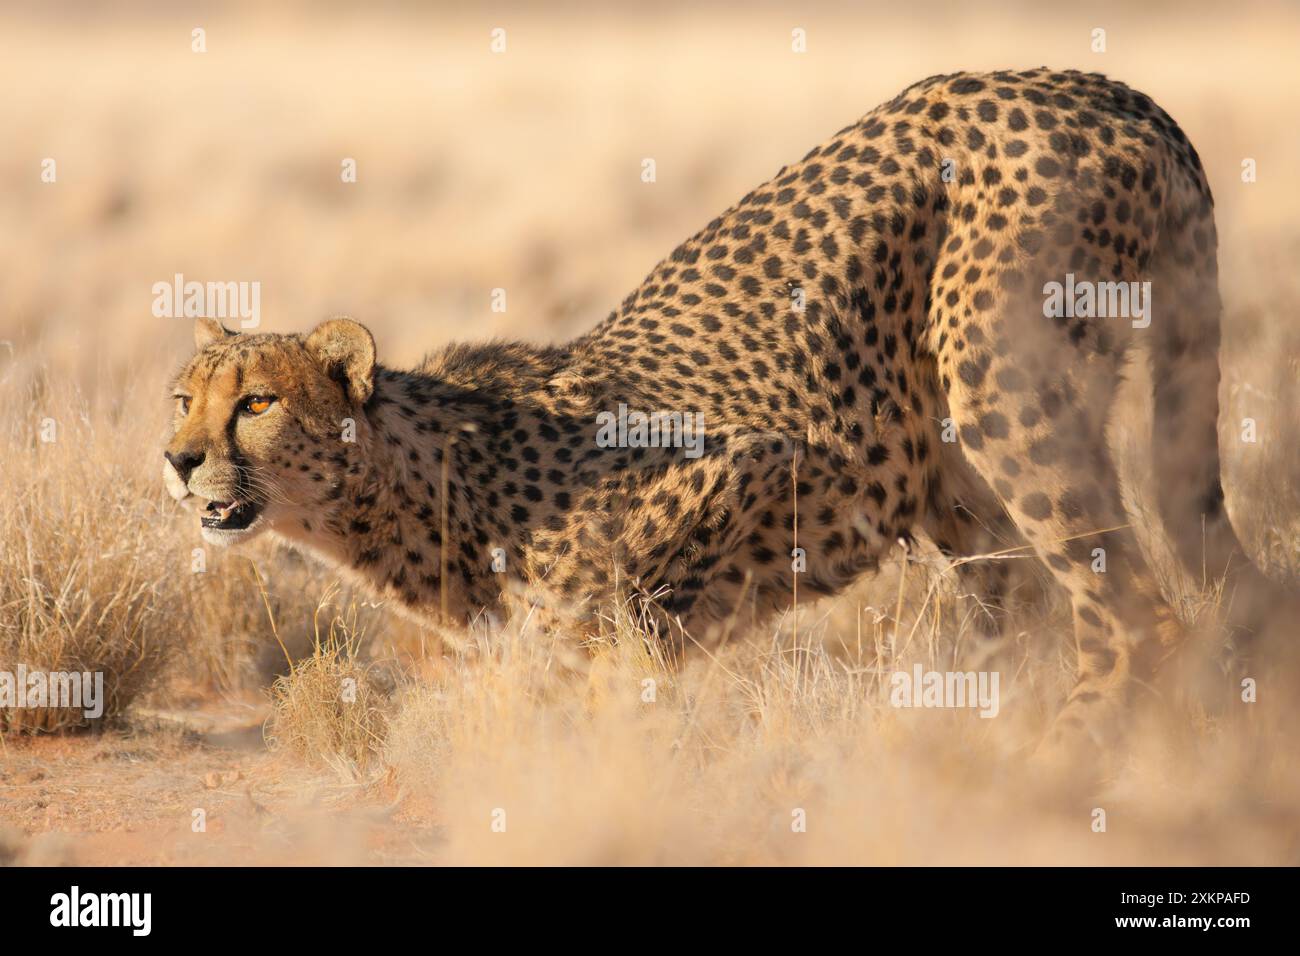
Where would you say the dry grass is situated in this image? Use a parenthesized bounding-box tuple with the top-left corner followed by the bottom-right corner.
(1, 1, 1298, 864)
(378, 582, 1300, 865)
(0, 375, 181, 731)
(266, 587, 391, 777)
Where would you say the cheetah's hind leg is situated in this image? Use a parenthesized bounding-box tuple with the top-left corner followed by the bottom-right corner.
(919, 439, 1032, 646)
(930, 265, 1185, 767)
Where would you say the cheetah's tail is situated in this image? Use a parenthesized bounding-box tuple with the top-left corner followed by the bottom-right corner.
(1146, 154, 1283, 646)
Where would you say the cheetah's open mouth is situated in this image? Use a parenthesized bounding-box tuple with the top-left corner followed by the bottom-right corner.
(200, 499, 261, 531)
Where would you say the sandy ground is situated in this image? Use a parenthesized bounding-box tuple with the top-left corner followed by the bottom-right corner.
(0, 695, 441, 866)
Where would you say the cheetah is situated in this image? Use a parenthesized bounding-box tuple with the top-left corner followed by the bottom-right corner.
(165, 68, 1279, 754)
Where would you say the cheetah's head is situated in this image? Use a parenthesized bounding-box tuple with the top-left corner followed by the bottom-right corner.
(164, 317, 376, 546)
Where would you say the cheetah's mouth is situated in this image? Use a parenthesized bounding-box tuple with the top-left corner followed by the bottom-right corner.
(200, 499, 262, 532)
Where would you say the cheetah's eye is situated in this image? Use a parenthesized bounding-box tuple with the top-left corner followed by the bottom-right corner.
(175, 395, 192, 416)
(242, 396, 275, 416)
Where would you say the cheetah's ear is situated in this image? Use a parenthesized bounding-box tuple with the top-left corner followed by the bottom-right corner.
(305, 317, 376, 405)
(194, 318, 234, 350)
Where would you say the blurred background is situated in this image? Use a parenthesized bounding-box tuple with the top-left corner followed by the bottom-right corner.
(1, 0, 1297, 865)
(3, 0, 1298, 374)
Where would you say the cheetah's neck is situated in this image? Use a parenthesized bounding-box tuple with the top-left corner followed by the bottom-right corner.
(277, 346, 573, 626)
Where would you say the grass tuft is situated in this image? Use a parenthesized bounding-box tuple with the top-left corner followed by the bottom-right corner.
(266, 586, 391, 777)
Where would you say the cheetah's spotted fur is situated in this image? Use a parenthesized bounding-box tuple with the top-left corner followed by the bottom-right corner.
(166, 69, 1277, 751)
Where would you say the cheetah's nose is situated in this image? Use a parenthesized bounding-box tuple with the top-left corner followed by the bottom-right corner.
(165, 449, 205, 482)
